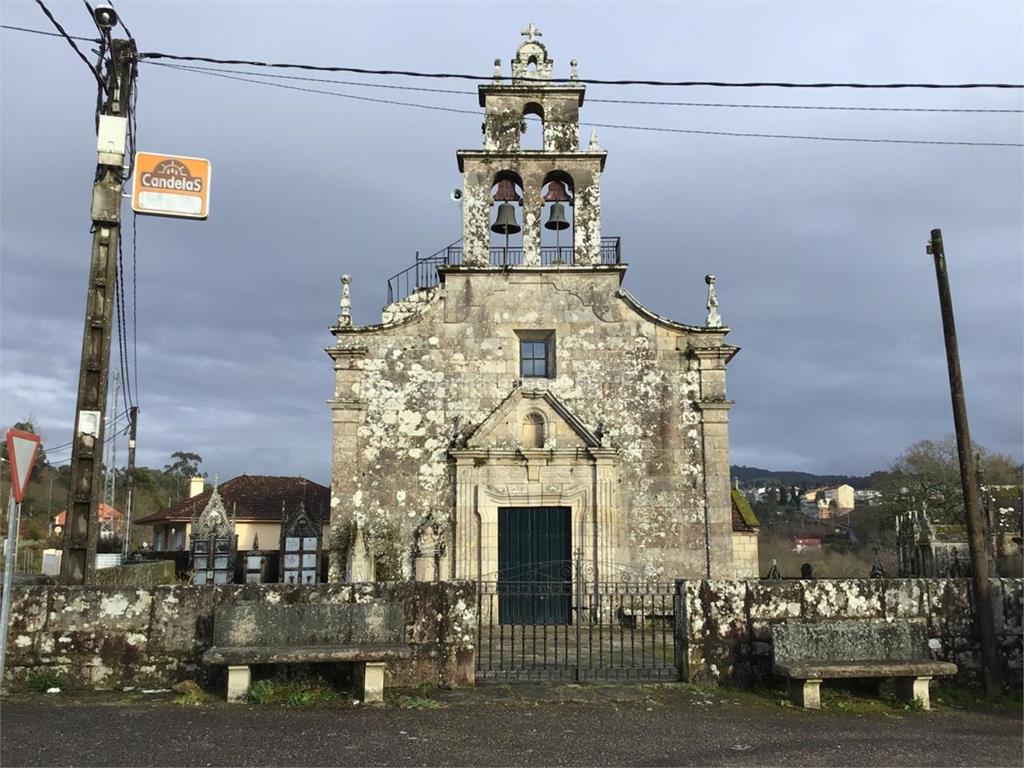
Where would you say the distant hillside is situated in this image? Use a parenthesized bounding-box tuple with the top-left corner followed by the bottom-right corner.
(730, 465, 875, 490)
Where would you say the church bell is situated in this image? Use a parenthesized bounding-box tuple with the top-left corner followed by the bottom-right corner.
(491, 202, 521, 234)
(544, 202, 570, 231)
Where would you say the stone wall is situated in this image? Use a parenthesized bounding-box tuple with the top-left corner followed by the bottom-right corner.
(677, 578, 1023, 687)
(730, 533, 759, 579)
(1, 582, 476, 691)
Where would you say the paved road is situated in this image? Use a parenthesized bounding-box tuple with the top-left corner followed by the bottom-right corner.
(2, 684, 1021, 767)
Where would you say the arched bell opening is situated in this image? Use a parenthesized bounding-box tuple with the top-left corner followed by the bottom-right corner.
(520, 102, 544, 151)
(490, 170, 524, 266)
(541, 171, 575, 265)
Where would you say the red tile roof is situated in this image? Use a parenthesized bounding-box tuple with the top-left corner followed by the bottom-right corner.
(134, 475, 330, 526)
(54, 503, 123, 527)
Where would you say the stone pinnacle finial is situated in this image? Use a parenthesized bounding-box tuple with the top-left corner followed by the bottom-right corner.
(339, 274, 352, 327)
(589, 128, 600, 150)
(493, 58, 502, 80)
(521, 22, 542, 42)
(570, 59, 579, 80)
(705, 274, 722, 328)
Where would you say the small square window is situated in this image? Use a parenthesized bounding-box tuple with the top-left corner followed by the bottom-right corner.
(519, 335, 553, 378)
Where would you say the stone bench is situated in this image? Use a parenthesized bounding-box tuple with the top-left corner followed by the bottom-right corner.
(203, 602, 412, 704)
(771, 619, 957, 710)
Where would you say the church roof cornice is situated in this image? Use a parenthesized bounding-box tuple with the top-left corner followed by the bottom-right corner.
(617, 288, 733, 336)
(456, 149, 607, 172)
(477, 84, 586, 107)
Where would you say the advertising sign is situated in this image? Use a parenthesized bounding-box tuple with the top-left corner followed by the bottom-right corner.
(132, 152, 211, 219)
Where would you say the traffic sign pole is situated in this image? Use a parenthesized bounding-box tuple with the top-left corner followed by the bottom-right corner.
(0, 488, 22, 689)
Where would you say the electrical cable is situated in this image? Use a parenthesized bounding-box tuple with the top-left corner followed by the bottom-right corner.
(140, 61, 1024, 113)
(32, 0, 107, 92)
(0, 22, 99, 42)
(107, 0, 134, 39)
(137, 50, 1024, 89)
(151, 63, 1024, 148)
(115, 234, 135, 410)
(131, 209, 139, 408)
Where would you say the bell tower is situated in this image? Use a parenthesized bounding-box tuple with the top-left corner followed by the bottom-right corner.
(457, 25, 608, 267)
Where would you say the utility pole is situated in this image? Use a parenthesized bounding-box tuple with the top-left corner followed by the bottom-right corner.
(926, 228, 1002, 696)
(61, 36, 137, 585)
(123, 406, 138, 557)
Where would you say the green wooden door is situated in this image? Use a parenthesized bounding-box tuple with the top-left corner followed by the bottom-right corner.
(497, 506, 571, 624)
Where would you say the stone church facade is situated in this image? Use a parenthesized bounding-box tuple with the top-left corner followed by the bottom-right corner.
(327, 30, 753, 584)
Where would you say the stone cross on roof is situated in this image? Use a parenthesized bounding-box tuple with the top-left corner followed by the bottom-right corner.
(521, 23, 542, 42)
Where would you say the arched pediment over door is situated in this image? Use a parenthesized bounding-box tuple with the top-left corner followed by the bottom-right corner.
(449, 385, 620, 584)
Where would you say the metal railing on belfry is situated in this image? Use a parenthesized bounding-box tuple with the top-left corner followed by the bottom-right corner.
(386, 238, 463, 305)
(385, 236, 623, 305)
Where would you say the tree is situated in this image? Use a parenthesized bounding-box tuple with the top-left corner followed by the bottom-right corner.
(874, 436, 1022, 524)
(164, 451, 204, 479)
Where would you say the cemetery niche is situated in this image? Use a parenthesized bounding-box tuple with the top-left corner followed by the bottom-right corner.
(279, 500, 322, 584)
(245, 534, 268, 584)
(189, 485, 237, 585)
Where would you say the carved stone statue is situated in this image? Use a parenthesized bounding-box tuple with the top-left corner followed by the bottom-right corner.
(705, 274, 722, 328)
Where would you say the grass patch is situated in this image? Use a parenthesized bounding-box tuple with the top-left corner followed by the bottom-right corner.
(17, 669, 67, 694)
(932, 683, 1024, 711)
(247, 678, 340, 707)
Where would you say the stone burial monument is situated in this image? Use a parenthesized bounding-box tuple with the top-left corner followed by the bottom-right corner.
(326, 27, 754, 586)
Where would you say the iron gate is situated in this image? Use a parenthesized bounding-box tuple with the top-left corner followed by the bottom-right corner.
(476, 558, 679, 681)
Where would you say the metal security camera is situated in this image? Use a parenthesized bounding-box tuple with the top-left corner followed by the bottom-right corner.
(93, 3, 118, 30)
(450, 188, 463, 202)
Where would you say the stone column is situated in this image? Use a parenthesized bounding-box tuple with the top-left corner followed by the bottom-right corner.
(695, 399, 736, 579)
(691, 341, 736, 578)
(521, 185, 542, 266)
(462, 172, 491, 267)
(327, 345, 368, 581)
(573, 172, 602, 266)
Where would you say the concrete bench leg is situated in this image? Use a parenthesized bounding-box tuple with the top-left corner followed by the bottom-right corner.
(896, 676, 932, 710)
(360, 662, 386, 705)
(226, 665, 251, 703)
(788, 678, 822, 709)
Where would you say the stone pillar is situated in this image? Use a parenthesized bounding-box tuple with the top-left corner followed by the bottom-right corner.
(591, 450, 619, 581)
(453, 457, 481, 581)
(359, 661, 387, 704)
(691, 342, 737, 578)
(573, 172, 602, 265)
(896, 676, 933, 709)
(696, 400, 736, 579)
(226, 665, 251, 703)
(327, 345, 368, 582)
(521, 185, 542, 266)
(463, 172, 491, 266)
(788, 678, 821, 709)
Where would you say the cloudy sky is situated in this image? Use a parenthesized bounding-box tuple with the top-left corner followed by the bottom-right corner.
(1, 0, 1021, 485)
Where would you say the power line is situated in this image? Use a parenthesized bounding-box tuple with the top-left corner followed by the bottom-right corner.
(32, 0, 107, 92)
(151, 63, 1024, 148)
(137, 50, 1024, 89)
(141, 62, 1023, 114)
(130, 210, 140, 408)
(0, 22, 98, 42)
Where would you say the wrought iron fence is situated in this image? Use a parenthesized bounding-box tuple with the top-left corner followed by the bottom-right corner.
(385, 237, 623, 304)
(476, 576, 678, 682)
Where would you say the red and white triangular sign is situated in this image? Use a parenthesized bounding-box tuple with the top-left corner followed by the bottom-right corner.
(6, 429, 41, 504)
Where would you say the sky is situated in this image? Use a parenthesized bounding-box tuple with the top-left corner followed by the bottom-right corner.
(1, 0, 1022, 486)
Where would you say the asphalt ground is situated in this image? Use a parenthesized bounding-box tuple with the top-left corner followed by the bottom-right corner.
(2, 682, 1022, 767)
